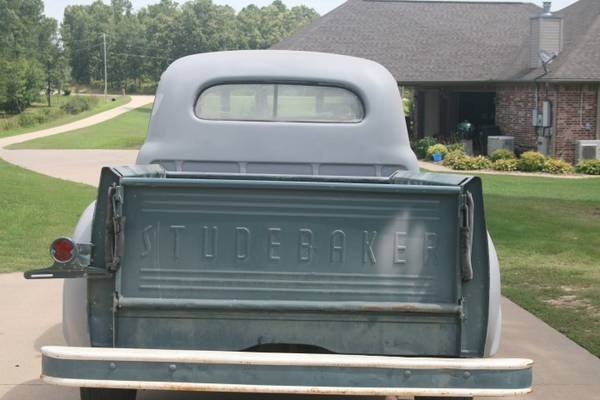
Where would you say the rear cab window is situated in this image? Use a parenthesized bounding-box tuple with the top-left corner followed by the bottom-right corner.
(195, 83, 364, 123)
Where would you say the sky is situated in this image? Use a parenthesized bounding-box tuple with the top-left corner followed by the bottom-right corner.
(43, 0, 579, 21)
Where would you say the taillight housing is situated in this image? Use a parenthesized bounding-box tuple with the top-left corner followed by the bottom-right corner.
(50, 237, 76, 264)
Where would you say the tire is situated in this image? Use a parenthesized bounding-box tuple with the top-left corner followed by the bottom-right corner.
(80, 387, 137, 400)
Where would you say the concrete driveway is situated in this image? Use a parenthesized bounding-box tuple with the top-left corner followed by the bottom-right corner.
(1, 96, 600, 400)
(2, 272, 600, 400)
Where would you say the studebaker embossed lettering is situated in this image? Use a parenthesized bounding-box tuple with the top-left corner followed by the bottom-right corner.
(140, 224, 438, 267)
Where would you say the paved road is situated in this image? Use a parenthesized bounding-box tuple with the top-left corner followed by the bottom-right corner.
(0, 95, 151, 186)
(1, 96, 600, 399)
(0, 95, 153, 148)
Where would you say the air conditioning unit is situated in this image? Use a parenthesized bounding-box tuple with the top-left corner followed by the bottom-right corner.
(487, 136, 514, 156)
(576, 140, 600, 163)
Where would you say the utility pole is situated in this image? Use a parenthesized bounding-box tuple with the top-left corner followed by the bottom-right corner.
(103, 32, 107, 101)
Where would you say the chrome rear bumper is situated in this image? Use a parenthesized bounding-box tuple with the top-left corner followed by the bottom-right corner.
(42, 346, 532, 397)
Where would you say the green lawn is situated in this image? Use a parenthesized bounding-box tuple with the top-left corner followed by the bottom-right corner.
(9, 103, 151, 149)
(0, 159, 96, 272)
(0, 96, 130, 139)
(0, 158, 598, 356)
(480, 174, 600, 356)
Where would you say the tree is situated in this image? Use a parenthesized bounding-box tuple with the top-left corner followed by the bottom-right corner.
(59, 0, 321, 90)
(0, 0, 60, 112)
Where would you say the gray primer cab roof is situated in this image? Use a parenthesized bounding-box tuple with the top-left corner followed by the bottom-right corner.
(137, 50, 418, 176)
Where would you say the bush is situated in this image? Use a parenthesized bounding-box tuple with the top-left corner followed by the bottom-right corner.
(63, 88, 71, 96)
(14, 107, 65, 128)
(447, 142, 464, 153)
(442, 150, 465, 167)
(444, 152, 492, 170)
(127, 82, 139, 93)
(543, 158, 573, 175)
(413, 137, 438, 159)
(490, 148, 515, 161)
(16, 113, 38, 127)
(576, 159, 600, 175)
(517, 151, 546, 172)
(426, 144, 449, 160)
(60, 96, 97, 114)
(492, 158, 518, 172)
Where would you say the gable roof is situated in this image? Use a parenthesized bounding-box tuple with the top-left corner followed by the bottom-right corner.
(273, 0, 600, 83)
(545, 0, 600, 80)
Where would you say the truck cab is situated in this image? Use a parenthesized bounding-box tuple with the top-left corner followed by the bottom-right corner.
(26, 51, 530, 400)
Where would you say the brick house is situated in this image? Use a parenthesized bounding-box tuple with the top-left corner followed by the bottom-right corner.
(273, 0, 600, 163)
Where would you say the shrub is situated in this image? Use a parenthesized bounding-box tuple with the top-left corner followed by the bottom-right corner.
(413, 137, 438, 159)
(517, 151, 545, 172)
(442, 150, 464, 167)
(469, 155, 493, 170)
(127, 82, 139, 93)
(543, 158, 573, 175)
(60, 96, 97, 114)
(490, 148, 515, 162)
(63, 88, 71, 96)
(447, 142, 464, 153)
(492, 158, 518, 172)
(426, 143, 449, 160)
(0, 117, 19, 131)
(17, 112, 38, 127)
(444, 153, 492, 170)
(576, 159, 600, 175)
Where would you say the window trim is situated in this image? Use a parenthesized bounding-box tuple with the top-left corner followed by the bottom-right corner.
(193, 81, 365, 124)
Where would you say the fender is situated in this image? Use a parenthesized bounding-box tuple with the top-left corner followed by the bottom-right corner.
(484, 233, 502, 356)
(62, 201, 95, 346)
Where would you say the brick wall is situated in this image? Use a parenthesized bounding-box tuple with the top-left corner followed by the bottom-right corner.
(496, 83, 599, 164)
(553, 84, 598, 163)
(496, 84, 538, 150)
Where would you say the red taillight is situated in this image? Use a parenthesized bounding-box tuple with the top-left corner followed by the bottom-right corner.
(50, 238, 75, 263)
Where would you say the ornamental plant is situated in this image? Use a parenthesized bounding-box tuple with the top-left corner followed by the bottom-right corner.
(517, 151, 546, 172)
(444, 152, 491, 170)
(413, 137, 437, 159)
(543, 158, 573, 175)
(447, 142, 464, 153)
(576, 159, 600, 175)
(492, 158, 518, 172)
(426, 143, 449, 160)
(490, 148, 515, 162)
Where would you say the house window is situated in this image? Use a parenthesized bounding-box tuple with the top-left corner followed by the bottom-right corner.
(195, 83, 364, 123)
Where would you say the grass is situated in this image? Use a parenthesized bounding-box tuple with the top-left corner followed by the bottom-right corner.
(0, 159, 96, 273)
(9, 103, 151, 149)
(479, 174, 600, 356)
(0, 95, 130, 139)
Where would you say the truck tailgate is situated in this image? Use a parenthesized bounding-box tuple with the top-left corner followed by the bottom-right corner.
(92, 168, 489, 357)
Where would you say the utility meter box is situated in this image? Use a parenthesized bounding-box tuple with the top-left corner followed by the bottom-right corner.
(542, 101, 553, 128)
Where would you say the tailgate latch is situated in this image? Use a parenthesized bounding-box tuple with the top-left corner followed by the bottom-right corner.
(459, 191, 475, 281)
(106, 184, 125, 272)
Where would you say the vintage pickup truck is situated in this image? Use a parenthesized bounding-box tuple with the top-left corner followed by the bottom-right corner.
(26, 51, 532, 400)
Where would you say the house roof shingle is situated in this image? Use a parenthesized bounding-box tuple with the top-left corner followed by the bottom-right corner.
(272, 0, 600, 83)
